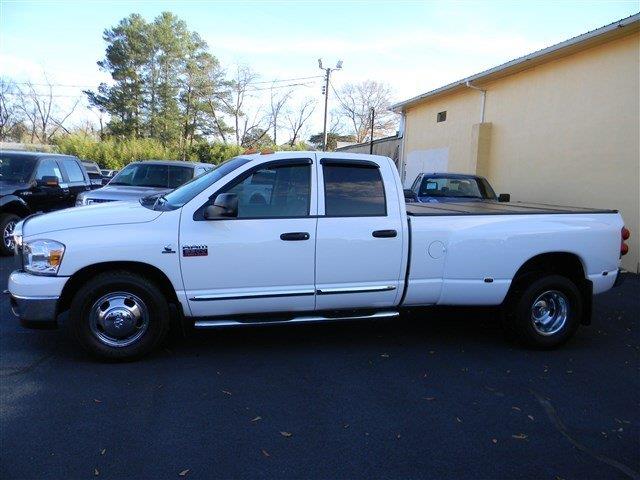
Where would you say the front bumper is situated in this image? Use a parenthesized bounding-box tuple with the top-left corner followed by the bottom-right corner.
(6, 270, 68, 327)
(7, 292, 59, 327)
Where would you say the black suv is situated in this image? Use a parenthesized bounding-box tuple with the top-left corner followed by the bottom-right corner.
(0, 151, 92, 255)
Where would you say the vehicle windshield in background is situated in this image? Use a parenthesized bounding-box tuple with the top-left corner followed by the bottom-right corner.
(0, 155, 37, 183)
(419, 177, 489, 199)
(156, 157, 251, 210)
(110, 163, 193, 189)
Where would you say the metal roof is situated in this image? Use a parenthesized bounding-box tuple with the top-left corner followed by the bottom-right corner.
(391, 13, 640, 112)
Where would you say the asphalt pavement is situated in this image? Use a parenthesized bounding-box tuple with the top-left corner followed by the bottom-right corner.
(1, 255, 638, 479)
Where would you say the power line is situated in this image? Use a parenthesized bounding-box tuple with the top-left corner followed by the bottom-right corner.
(9, 74, 324, 90)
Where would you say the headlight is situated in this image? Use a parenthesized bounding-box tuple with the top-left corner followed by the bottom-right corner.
(23, 240, 65, 276)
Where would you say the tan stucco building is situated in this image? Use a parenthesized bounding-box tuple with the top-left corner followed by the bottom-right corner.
(393, 14, 640, 272)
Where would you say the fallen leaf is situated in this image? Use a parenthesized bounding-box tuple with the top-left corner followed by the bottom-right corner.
(456, 417, 463, 423)
(492, 438, 498, 444)
(261, 449, 270, 457)
(251, 416, 262, 422)
(396, 434, 401, 439)
(423, 397, 435, 401)
(380, 353, 389, 358)
(179, 469, 190, 476)
(343, 424, 350, 429)
(429, 350, 435, 354)
(222, 390, 232, 396)
(512, 433, 528, 440)
(511, 406, 521, 412)
(527, 415, 534, 421)
(100, 448, 106, 455)
(93, 399, 102, 404)
(94, 468, 99, 476)
(280, 431, 292, 437)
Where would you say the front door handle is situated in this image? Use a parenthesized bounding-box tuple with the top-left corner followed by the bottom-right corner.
(372, 229, 397, 238)
(280, 232, 310, 241)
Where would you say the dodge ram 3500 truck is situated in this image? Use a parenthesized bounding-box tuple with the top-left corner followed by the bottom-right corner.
(8, 152, 630, 360)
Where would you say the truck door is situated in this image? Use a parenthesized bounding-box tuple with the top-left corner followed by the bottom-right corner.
(58, 157, 90, 207)
(30, 158, 66, 212)
(315, 156, 405, 310)
(180, 158, 318, 318)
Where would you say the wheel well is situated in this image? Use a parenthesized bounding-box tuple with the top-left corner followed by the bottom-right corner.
(1, 201, 29, 218)
(57, 261, 181, 315)
(512, 252, 586, 287)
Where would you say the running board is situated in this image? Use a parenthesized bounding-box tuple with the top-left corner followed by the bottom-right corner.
(193, 310, 399, 329)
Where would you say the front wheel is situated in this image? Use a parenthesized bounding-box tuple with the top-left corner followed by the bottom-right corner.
(506, 274, 583, 349)
(0, 213, 21, 256)
(69, 271, 171, 361)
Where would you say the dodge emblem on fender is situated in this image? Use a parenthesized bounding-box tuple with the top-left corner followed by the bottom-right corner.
(182, 245, 208, 257)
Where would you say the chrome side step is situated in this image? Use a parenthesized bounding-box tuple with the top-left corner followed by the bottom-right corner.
(193, 310, 399, 329)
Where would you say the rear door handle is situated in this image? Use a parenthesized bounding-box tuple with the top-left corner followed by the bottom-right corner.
(280, 232, 310, 241)
(372, 229, 397, 238)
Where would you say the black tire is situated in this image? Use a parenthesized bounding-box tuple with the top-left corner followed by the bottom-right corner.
(69, 271, 171, 361)
(0, 213, 21, 256)
(505, 274, 583, 349)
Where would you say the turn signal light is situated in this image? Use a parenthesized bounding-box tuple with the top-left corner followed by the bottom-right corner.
(621, 226, 630, 256)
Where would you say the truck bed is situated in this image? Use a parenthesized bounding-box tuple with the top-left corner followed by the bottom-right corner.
(406, 201, 618, 216)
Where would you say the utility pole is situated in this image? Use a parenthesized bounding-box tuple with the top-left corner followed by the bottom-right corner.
(369, 107, 375, 154)
(318, 59, 342, 151)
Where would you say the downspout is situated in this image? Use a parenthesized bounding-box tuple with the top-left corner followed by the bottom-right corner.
(397, 110, 407, 184)
(465, 81, 486, 123)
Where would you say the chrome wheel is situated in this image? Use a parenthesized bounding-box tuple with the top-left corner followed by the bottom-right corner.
(531, 290, 569, 336)
(89, 292, 149, 347)
(3, 220, 16, 250)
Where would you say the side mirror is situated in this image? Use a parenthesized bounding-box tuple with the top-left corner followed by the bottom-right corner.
(498, 193, 511, 202)
(204, 193, 238, 219)
(403, 189, 417, 202)
(37, 176, 59, 188)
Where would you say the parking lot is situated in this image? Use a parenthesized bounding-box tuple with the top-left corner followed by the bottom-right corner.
(1, 254, 638, 479)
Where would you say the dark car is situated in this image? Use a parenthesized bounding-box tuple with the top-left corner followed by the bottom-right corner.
(82, 160, 103, 188)
(75, 160, 214, 206)
(0, 151, 92, 255)
(404, 173, 510, 204)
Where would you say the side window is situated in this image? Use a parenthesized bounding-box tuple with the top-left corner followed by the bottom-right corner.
(35, 159, 63, 181)
(61, 159, 85, 182)
(220, 164, 311, 218)
(323, 164, 386, 216)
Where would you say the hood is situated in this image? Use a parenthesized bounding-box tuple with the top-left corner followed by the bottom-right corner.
(0, 180, 31, 196)
(78, 185, 171, 202)
(22, 201, 162, 238)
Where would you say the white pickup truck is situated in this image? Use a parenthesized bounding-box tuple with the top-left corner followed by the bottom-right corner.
(8, 152, 630, 360)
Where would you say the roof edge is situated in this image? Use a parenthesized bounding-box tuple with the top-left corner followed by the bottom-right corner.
(391, 13, 640, 112)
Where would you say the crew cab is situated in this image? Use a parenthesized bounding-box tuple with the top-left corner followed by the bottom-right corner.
(0, 151, 92, 256)
(7, 152, 629, 360)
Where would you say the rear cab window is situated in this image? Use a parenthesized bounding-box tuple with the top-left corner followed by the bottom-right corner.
(321, 160, 386, 216)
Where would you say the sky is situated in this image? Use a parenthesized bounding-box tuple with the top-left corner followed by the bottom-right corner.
(1, 0, 638, 139)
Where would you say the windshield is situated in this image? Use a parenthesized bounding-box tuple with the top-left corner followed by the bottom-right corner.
(110, 163, 194, 189)
(0, 155, 37, 183)
(155, 157, 251, 210)
(419, 176, 490, 199)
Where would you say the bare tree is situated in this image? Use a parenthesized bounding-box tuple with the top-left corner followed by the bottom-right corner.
(0, 78, 21, 141)
(269, 83, 292, 145)
(334, 80, 397, 143)
(218, 65, 260, 145)
(15, 77, 79, 143)
(285, 98, 316, 146)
